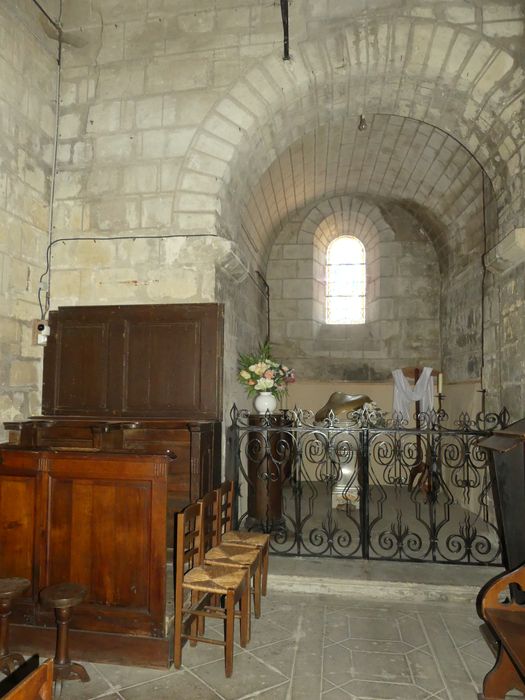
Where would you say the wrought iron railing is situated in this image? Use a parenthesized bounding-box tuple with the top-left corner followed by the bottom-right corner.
(230, 405, 509, 565)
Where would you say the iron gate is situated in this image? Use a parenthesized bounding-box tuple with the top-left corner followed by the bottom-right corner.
(230, 405, 509, 565)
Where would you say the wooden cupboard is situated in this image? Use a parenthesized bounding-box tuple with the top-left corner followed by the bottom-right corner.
(0, 303, 224, 667)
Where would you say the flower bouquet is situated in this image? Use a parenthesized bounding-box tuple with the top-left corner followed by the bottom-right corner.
(238, 343, 295, 412)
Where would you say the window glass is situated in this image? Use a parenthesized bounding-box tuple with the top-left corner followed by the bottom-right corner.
(326, 236, 366, 324)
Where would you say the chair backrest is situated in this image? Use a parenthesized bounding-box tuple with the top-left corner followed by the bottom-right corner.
(216, 480, 235, 537)
(199, 490, 219, 550)
(175, 502, 204, 592)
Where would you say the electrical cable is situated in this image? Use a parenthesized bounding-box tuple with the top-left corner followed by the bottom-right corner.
(280, 0, 290, 61)
(30, 0, 61, 30)
(38, 233, 270, 313)
(32, 0, 269, 317)
(480, 170, 487, 393)
(255, 271, 270, 343)
(38, 0, 62, 320)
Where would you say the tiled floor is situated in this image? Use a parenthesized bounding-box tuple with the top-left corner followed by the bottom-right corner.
(54, 591, 512, 700)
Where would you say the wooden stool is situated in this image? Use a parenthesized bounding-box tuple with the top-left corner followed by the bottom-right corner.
(39, 583, 89, 683)
(0, 578, 31, 676)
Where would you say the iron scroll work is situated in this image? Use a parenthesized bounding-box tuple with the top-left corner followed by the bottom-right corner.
(230, 405, 509, 565)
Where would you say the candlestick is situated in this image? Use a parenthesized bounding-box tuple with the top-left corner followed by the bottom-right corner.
(437, 372, 443, 395)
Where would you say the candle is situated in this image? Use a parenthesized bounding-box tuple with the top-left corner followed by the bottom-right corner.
(437, 372, 443, 395)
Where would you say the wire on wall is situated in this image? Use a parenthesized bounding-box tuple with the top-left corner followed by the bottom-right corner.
(480, 171, 488, 394)
(30, 0, 268, 330)
(280, 0, 290, 60)
(255, 271, 270, 343)
(32, 0, 62, 320)
(38, 233, 270, 313)
(31, 0, 61, 30)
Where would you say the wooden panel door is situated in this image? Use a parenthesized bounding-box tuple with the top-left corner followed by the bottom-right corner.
(0, 477, 36, 581)
(123, 320, 201, 414)
(42, 303, 223, 419)
(0, 451, 42, 619)
(42, 307, 123, 415)
(39, 453, 168, 637)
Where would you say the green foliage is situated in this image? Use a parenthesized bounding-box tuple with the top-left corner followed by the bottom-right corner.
(237, 342, 296, 398)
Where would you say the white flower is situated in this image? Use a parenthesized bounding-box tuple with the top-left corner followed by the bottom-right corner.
(249, 362, 269, 375)
(239, 370, 251, 380)
(254, 378, 274, 391)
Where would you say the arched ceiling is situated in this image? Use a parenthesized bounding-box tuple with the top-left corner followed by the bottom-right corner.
(175, 18, 523, 271)
(238, 115, 485, 268)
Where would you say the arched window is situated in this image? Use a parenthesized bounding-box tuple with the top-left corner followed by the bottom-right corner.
(326, 236, 366, 324)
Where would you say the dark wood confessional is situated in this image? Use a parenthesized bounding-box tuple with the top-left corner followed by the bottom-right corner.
(0, 303, 223, 668)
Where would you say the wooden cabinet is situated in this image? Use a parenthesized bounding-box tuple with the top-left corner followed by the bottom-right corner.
(1, 302, 224, 667)
(42, 303, 223, 420)
(0, 450, 172, 666)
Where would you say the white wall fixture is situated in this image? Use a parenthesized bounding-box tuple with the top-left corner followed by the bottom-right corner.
(484, 229, 525, 274)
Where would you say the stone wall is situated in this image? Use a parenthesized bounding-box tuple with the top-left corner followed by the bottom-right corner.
(177, 6, 524, 258)
(0, 1, 58, 438)
(1, 0, 524, 433)
(268, 196, 441, 380)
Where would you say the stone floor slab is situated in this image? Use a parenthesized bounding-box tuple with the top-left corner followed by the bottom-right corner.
(190, 651, 288, 700)
(51, 580, 498, 699)
(58, 663, 114, 700)
(119, 669, 221, 700)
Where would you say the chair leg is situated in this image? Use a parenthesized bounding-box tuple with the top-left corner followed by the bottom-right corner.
(224, 592, 235, 678)
(262, 545, 269, 596)
(254, 560, 262, 619)
(240, 583, 250, 648)
(190, 590, 199, 646)
(174, 592, 183, 669)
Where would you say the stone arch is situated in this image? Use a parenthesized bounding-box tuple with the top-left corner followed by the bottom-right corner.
(312, 197, 395, 327)
(239, 116, 487, 272)
(301, 196, 395, 327)
(267, 195, 441, 381)
(174, 17, 523, 267)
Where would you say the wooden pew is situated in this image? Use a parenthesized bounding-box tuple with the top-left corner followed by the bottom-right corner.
(0, 657, 53, 699)
(477, 564, 525, 699)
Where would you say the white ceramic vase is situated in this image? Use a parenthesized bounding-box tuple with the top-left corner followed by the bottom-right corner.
(253, 391, 278, 414)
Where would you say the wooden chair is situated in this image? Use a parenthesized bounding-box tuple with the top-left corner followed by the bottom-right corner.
(477, 563, 525, 699)
(199, 491, 262, 618)
(174, 502, 250, 677)
(218, 481, 270, 596)
(0, 657, 53, 700)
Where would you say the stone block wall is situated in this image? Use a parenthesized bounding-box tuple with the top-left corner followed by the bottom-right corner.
(1, 0, 524, 433)
(0, 1, 58, 438)
(268, 196, 441, 381)
(483, 259, 525, 417)
(499, 263, 525, 415)
(52, 0, 524, 416)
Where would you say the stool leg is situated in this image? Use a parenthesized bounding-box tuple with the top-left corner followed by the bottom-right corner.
(52, 607, 90, 683)
(0, 599, 25, 676)
(55, 607, 71, 668)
